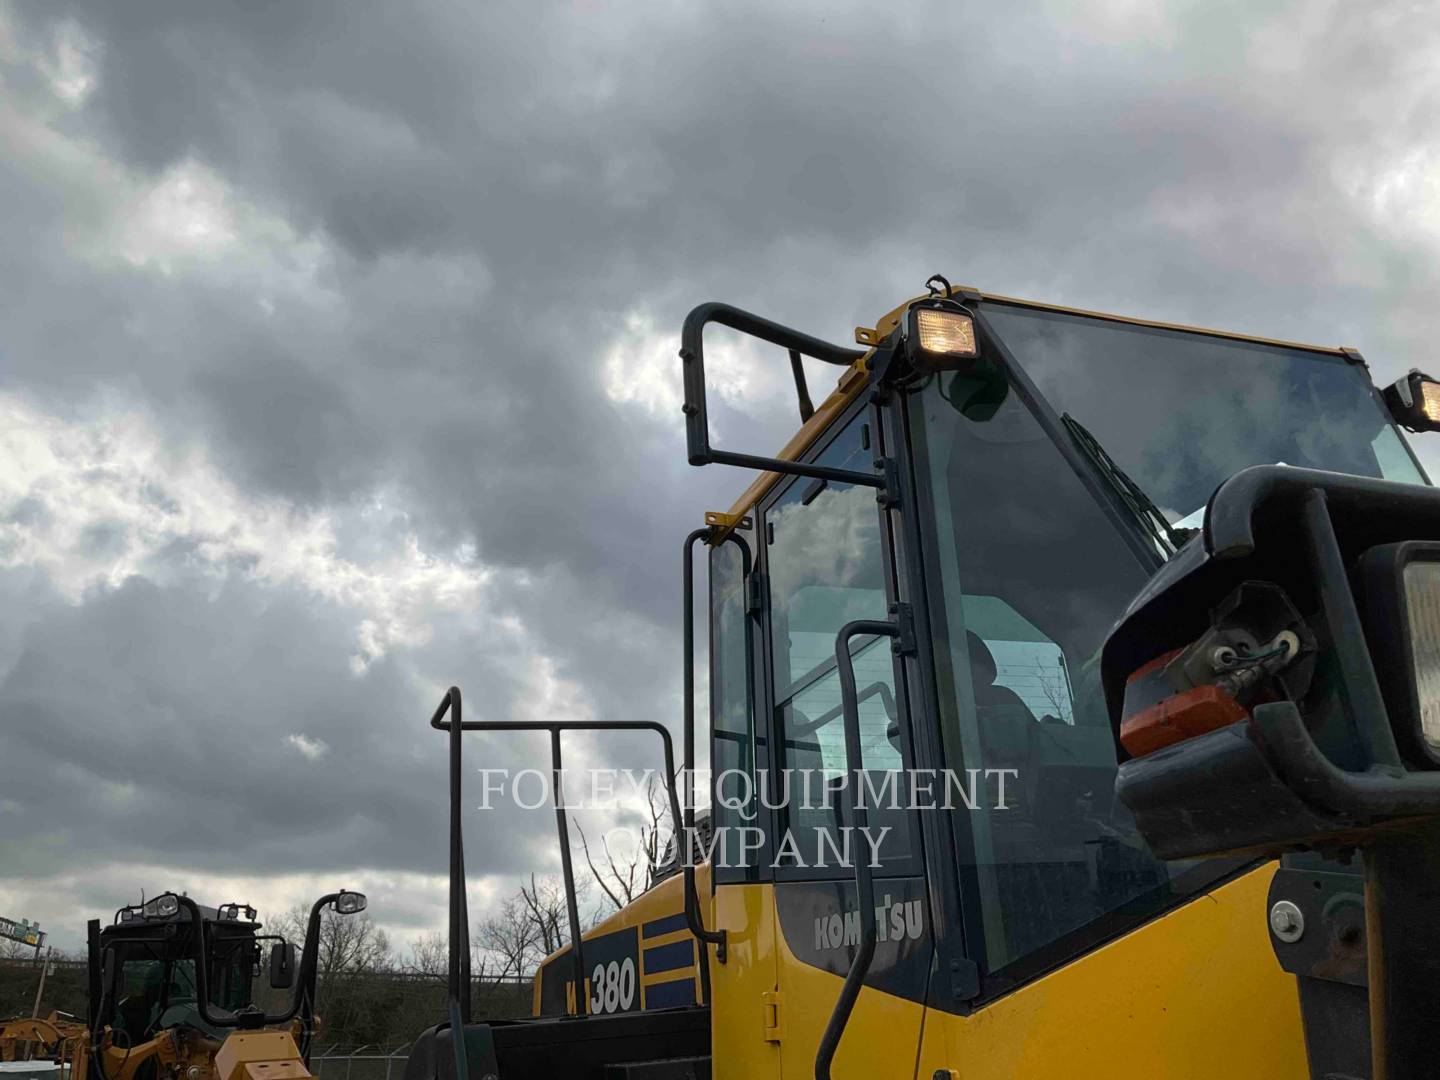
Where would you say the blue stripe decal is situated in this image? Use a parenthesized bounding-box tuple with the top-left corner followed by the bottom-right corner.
(644, 976, 697, 1009)
(641, 912, 689, 939)
(643, 939, 695, 975)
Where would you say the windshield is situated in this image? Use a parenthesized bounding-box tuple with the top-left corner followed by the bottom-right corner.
(907, 305, 1424, 990)
(983, 304, 1427, 535)
(909, 370, 1222, 985)
(107, 930, 253, 1040)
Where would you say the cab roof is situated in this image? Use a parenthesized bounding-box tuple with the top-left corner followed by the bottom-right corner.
(709, 283, 1355, 531)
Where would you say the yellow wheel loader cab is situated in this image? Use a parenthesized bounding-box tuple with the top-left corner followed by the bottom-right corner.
(408, 277, 1440, 1079)
(74, 890, 367, 1080)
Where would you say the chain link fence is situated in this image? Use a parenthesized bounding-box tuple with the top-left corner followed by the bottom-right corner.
(309, 1044, 414, 1080)
(305, 974, 534, 1079)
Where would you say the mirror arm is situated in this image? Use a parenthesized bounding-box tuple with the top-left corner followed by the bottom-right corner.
(680, 302, 880, 487)
(174, 893, 337, 1030)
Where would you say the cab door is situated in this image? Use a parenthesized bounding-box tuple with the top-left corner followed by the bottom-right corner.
(759, 406, 931, 1079)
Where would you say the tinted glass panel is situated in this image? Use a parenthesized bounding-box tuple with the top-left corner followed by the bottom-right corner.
(910, 371, 1208, 972)
(765, 413, 914, 868)
(986, 306, 1425, 531)
(710, 535, 759, 876)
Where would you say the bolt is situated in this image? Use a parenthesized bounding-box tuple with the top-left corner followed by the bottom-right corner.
(1270, 900, 1305, 943)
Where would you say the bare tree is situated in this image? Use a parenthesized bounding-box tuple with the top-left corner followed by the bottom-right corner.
(0, 938, 39, 961)
(474, 874, 592, 978)
(406, 929, 496, 986)
(573, 775, 667, 911)
(268, 905, 393, 981)
(1034, 652, 1075, 723)
(406, 930, 450, 981)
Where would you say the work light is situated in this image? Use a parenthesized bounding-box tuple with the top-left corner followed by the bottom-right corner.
(334, 891, 367, 915)
(1382, 369, 1440, 432)
(144, 893, 180, 919)
(1360, 541, 1440, 766)
(905, 301, 979, 372)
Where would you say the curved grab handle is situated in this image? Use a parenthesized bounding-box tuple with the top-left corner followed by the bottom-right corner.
(171, 892, 339, 1032)
(679, 302, 878, 487)
(814, 618, 901, 1080)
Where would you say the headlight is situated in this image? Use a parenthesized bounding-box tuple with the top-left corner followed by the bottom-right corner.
(1360, 541, 1440, 765)
(1403, 559, 1440, 755)
(143, 893, 180, 919)
(1382, 369, 1440, 432)
(905, 302, 978, 371)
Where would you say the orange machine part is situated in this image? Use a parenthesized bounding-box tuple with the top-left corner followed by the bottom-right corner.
(1120, 684, 1249, 758)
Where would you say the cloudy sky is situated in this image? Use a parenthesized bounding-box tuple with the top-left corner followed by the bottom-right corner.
(3, 0, 1440, 953)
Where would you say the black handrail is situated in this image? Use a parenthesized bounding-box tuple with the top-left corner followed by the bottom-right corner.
(167, 893, 340, 1032)
(789, 349, 815, 422)
(680, 302, 879, 487)
(428, 689, 472, 1080)
(428, 691, 693, 1021)
(430, 689, 473, 1024)
(814, 619, 901, 1080)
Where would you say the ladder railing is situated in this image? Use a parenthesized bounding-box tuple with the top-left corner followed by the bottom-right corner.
(427, 690, 697, 1050)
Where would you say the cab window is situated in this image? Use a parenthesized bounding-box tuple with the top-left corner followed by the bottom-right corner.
(710, 532, 761, 882)
(908, 369, 1229, 981)
(764, 411, 914, 871)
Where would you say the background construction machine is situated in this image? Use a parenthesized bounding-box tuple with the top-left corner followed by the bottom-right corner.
(0, 1012, 84, 1065)
(74, 890, 366, 1080)
(403, 278, 1440, 1079)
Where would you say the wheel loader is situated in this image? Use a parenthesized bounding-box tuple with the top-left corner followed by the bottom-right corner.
(401, 277, 1440, 1079)
(73, 889, 366, 1080)
(0, 1011, 85, 1064)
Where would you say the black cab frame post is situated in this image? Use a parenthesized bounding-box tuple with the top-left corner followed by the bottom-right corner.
(427, 692, 695, 1020)
(85, 921, 101, 1032)
(679, 302, 880, 488)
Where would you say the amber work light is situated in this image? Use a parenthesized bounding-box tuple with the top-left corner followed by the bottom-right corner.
(905, 300, 979, 372)
(1383, 369, 1440, 432)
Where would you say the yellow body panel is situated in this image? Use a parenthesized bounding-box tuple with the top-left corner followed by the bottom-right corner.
(213, 1032, 311, 1080)
(68, 1018, 311, 1080)
(920, 864, 1306, 1079)
(534, 863, 712, 1015)
(540, 862, 1306, 1076)
(715, 864, 1306, 1080)
(767, 890, 926, 1080)
(0, 1014, 85, 1063)
(710, 883, 781, 1080)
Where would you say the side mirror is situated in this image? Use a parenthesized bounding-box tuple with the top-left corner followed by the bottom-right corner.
(334, 891, 367, 915)
(269, 942, 296, 990)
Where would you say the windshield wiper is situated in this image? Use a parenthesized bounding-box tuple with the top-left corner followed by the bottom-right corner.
(1061, 412, 1195, 557)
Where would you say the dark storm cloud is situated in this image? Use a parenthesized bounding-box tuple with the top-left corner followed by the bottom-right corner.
(0, 569, 551, 878)
(3, 0, 1440, 938)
